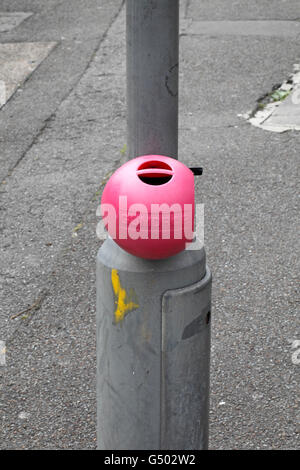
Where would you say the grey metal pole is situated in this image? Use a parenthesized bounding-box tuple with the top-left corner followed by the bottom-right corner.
(126, 0, 179, 159)
(96, 0, 211, 450)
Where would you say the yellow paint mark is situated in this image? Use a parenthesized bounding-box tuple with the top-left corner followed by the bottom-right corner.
(111, 269, 139, 324)
(72, 222, 84, 238)
(73, 222, 84, 233)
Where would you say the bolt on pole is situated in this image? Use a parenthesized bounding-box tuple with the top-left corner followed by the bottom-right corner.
(97, 0, 211, 450)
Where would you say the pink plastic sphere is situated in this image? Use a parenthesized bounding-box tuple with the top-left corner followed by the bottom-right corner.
(101, 155, 194, 259)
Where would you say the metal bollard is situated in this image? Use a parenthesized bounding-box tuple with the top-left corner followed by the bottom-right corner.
(97, 238, 211, 449)
(96, 0, 212, 450)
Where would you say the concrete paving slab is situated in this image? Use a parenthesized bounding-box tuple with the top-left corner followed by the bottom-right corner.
(0, 42, 57, 109)
(247, 69, 300, 132)
(0, 12, 32, 33)
(262, 84, 300, 131)
(187, 20, 300, 37)
(187, 0, 300, 21)
(262, 103, 300, 132)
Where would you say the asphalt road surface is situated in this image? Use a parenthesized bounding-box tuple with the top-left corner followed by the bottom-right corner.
(0, 0, 299, 449)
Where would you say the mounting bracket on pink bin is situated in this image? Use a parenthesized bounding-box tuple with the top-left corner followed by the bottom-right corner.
(190, 167, 203, 176)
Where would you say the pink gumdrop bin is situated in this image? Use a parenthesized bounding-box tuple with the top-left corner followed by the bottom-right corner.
(100, 155, 195, 259)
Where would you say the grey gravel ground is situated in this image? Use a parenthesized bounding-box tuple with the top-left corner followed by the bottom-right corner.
(0, 0, 299, 449)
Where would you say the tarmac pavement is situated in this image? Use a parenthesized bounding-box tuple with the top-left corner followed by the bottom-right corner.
(0, 0, 299, 449)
